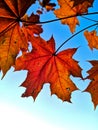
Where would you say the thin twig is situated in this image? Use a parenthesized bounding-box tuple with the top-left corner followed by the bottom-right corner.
(21, 12, 98, 25)
(81, 16, 98, 22)
(55, 23, 98, 54)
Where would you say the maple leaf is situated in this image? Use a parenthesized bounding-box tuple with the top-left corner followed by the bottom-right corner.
(15, 36, 82, 102)
(54, 0, 93, 33)
(0, 0, 42, 76)
(84, 30, 98, 50)
(84, 60, 98, 108)
(21, 13, 43, 42)
(38, 0, 56, 11)
(70, 0, 94, 7)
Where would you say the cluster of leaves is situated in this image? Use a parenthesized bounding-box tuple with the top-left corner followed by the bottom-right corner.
(0, 0, 98, 108)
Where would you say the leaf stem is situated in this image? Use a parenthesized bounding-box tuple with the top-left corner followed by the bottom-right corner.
(55, 23, 98, 54)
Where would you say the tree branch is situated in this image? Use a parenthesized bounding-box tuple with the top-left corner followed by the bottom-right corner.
(21, 12, 98, 25)
(55, 23, 98, 54)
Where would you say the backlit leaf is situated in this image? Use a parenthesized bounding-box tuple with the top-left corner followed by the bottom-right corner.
(15, 36, 82, 101)
(0, 0, 43, 76)
(54, 0, 93, 33)
(85, 60, 98, 108)
(84, 30, 98, 50)
(71, 0, 94, 7)
(39, 0, 56, 11)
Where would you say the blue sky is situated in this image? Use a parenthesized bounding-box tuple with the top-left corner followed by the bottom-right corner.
(0, 0, 98, 130)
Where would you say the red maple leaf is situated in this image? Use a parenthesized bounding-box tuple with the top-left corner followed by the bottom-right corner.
(15, 36, 82, 101)
(84, 60, 98, 108)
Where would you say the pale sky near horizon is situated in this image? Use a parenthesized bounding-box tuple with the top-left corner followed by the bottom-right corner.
(0, 0, 98, 130)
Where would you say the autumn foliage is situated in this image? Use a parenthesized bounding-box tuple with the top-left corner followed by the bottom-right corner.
(0, 0, 98, 108)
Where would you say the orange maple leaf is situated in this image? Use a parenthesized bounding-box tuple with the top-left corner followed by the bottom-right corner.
(84, 30, 98, 50)
(0, 0, 42, 76)
(15, 36, 82, 102)
(70, 0, 94, 7)
(54, 0, 93, 33)
(84, 60, 98, 108)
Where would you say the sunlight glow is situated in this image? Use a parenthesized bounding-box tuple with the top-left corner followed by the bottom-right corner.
(0, 102, 62, 130)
